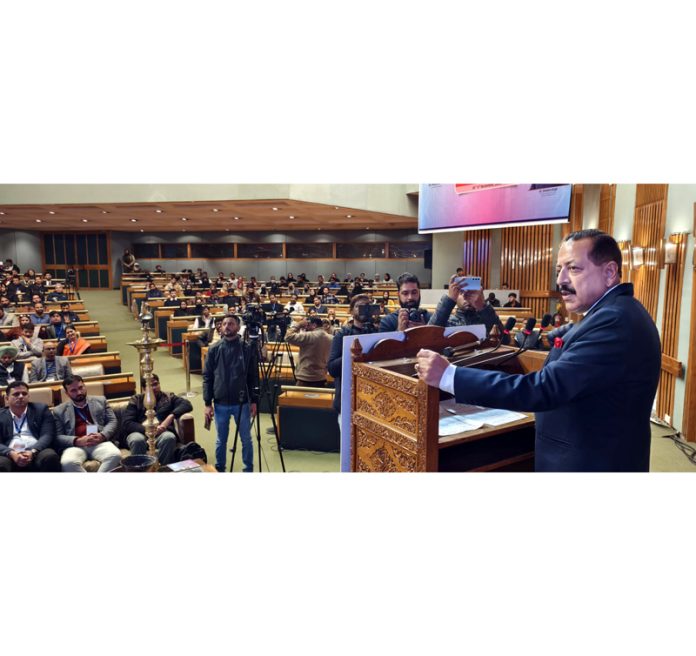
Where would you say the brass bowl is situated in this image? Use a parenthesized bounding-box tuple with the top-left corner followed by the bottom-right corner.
(121, 455, 157, 472)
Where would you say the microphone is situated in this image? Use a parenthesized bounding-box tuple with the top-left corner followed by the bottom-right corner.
(501, 316, 516, 346)
(540, 314, 553, 329)
(514, 317, 537, 349)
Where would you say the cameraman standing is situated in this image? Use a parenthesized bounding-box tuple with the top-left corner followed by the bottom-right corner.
(285, 316, 333, 388)
(379, 273, 433, 332)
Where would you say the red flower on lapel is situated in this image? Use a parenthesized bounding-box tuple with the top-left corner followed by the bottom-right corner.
(553, 337, 564, 349)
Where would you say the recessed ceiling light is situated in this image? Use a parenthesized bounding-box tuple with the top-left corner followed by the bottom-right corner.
(82, 219, 89, 223)
(140, 229, 144, 232)
(181, 217, 188, 221)
(101, 210, 108, 214)
(212, 208, 219, 213)
(346, 214, 352, 218)
(334, 206, 339, 210)
(48, 211, 55, 215)
(234, 216, 240, 220)
(289, 215, 295, 219)
(0, 212, 5, 215)
(155, 209, 163, 213)
(35, 219, 42, 223)
(130, 219, 138, 223)
(272, 207, 278, 211)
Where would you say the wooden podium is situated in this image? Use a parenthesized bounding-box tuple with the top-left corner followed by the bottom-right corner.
(350, 325, 537, 472)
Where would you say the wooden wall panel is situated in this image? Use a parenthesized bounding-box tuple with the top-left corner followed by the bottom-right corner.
(500, 224, 554, 318)
(681, 204, 696, 441)
(617, 240, 633, 284)
(562, 184, 584, 239)
(598, 184, 617, 235)
(461, 229, 491, 282)
(656, 233, 687, 422)
(631, 184, 668, 320)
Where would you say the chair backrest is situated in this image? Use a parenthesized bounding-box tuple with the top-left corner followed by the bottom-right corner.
(60, 381, 104, 403)
(71, 363, 104, 378)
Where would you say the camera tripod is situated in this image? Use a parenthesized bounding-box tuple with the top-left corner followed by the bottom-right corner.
(229, 326, 287, 472)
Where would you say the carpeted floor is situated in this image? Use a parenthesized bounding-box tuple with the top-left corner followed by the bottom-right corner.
(80, 289, 696, 472)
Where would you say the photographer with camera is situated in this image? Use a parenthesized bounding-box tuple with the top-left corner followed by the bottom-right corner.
(263, 294, 287, 342)
(328, 294, 379, 419)
(285, 316, 333, 388)
(378, 273, 432, 332)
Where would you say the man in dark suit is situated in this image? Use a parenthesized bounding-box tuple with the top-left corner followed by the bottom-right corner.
(415, 229, 661, 472)
(0, 381, 60, 472)
(29, 341, 72, 382)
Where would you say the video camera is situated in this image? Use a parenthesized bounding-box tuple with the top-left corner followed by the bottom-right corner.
(407, 308, 428, 323)
(241, 303, 266, 335)
(357, 303, 381, 324)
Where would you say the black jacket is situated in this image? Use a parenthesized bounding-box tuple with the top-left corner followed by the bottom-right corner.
(327, 322, 377, 413)
(0, 402, 56, 457)
(203, 338, 259, 406)
(122, 391, 193, 441)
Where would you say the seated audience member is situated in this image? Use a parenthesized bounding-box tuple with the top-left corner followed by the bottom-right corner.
(0, 305, 18, 330)
(60, 303, 80, 324)
(42, 272, 54, 287)
(183, 282, 196, 297)
(29, 341, 72, 382)
(46, 283, 69, 303)
(286, 316, 333, 387)
(191, 297, 205, 316)
(30, 301, 51, 325)
(552, 312, 565, 327)
(122, 374, 193, 466)
(154, 264, 165, 274)
(58, 325, 91, 356)
(53, 375, 121, 473)
(0, 295, 13, 311)
(0, 345, 29, 385)
(30, 293, 44, 308)
(0, 381, 60, 472)
(503, 292, 522, 308)
(146, 282, 164, 299)
(217, 287, 237, 309)
(199, 272, 211, 289)
(285, 294, 305, 315)
(12, 325, 44, 362)
(383, 273, 394, 285)
(501, 282, 510, 290)
(486, 292, 501, 307)
(429, 275, 504, 337)
(310, 295, 327, 315)
(326, 308, 341, 329)
(173, 299, 191, 317)
(381, 291, 397, 309)
(193, 306, 216, 330)
(45, 311, 67, 340)
(17, 314, 35, 333)
(163, 290, 180, 307)
(321, 287, 338, 305)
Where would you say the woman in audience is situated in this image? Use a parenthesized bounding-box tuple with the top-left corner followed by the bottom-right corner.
(382, 290, 397, 309)
(326, 307, 341, 329)
(58, 325, 91, 356)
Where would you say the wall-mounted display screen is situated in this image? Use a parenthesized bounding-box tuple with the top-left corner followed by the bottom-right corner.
(418, 184, 572, 233)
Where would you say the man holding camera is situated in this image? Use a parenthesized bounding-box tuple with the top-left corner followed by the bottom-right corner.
(379, 273, 433, 332)
(285, 316, 333, 388)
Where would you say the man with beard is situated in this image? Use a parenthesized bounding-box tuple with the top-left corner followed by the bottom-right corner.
(123, 373, 193, 466)
(203, 314, 259, 472)
(53, 374, 122, 472)
(378, 273, 433, 332)
(415, 230, 661, 472)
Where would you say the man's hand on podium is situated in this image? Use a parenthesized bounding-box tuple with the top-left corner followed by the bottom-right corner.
(415, 349, 449, 388)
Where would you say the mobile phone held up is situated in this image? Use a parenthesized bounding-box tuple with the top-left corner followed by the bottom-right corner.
(453, 276, 482, 291)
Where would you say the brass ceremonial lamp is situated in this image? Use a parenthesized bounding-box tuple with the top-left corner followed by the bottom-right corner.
(127, 307, 164, 467)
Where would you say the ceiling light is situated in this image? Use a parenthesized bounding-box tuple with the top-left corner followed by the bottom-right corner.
(0, 212, 5, 215)
(48, 211, 55, 215)
(140, 229, 144, 232)
(289, 215, 295, 219)
(272, 207, 278, 211)
(35, 219, 42, 223)
(82, 219, 89, 223)
(101, 210, 108, 214)
(334, 206, 339, 210)
(130, 219, 138, 223)
(212, 208, 219, 213)
(155, 209, 163, 213)
(234, 216, 240, 220)
(181, 217, 188, 221)
(346, 214, 352, 218)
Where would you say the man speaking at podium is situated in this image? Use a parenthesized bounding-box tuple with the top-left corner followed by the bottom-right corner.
(415, 230, 661, 472)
